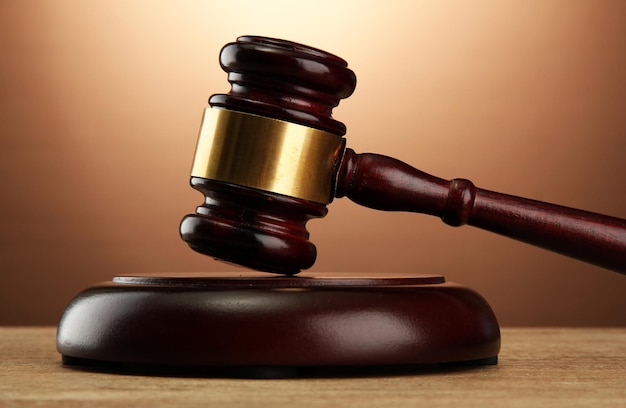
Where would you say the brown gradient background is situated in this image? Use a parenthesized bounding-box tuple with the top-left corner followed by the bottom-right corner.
(1, 1, 625, 326)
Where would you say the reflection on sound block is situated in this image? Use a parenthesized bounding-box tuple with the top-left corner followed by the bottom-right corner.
(57, 272, 500, 377)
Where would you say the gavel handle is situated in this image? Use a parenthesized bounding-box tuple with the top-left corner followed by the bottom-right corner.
(335, 149, 626, 274)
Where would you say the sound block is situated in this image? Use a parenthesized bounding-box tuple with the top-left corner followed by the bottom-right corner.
(57, 273, 500, 376)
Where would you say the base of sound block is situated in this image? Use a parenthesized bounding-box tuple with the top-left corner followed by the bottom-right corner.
(57, 273, 500, 376)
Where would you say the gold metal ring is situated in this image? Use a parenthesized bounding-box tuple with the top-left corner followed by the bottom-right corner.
(190, 108, 345, 204)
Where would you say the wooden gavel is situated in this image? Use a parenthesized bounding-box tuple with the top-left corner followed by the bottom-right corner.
(180, 36, 626, 275)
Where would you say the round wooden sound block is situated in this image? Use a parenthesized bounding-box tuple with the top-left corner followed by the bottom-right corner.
(57, 273, 500, 376)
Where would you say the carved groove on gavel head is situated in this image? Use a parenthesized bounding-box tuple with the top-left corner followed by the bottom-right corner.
(180, 36, 357, 275)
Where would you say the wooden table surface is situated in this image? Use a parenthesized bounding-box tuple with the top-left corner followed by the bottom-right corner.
(0, 327, 624, 407)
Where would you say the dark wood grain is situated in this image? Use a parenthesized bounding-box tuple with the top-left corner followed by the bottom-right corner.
(209, 35, 356, 135)
(336, 150, 626, 273)
(180, 178, 327, 275)
(56, 273, 500, 371)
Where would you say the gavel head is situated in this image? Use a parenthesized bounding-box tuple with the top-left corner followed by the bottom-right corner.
(179, 36, 357, 275)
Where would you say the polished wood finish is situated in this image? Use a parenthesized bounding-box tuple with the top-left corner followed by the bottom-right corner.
(5, 327, 626, 406)
(181, 36, 626, 274)
(336, 150, 626, 273)
(180, 36, 356, 274)
(56, 273, 500, 369)
(209, 35, 357, 135)
(181, 179, 327, 274)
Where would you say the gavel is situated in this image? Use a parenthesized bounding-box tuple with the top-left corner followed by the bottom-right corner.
(180, 35, 626, 276)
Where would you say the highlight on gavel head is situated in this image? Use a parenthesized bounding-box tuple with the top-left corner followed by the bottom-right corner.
(179, 36, 357, 275)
